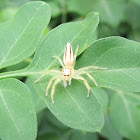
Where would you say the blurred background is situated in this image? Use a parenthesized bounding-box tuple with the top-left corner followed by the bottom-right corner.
(0, 0, 140, 140)
(0, 0, 140, 41)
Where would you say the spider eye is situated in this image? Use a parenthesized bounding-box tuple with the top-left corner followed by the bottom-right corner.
(63, 42, 75, 66)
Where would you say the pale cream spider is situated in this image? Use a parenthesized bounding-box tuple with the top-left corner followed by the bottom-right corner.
(35, 42, 107, 103)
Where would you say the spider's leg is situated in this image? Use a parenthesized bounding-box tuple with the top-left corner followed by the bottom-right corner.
(75, 71, 98, 86)
(85, 72, 98, 86)
(52, 56, 64, 67)
(69, 78, 71, 85)
(51, 78, 62, 104)
(74, 45, 79, 60)
(73, 76, 90, 98)
(34, 70, 61, 83)
(46, 76, 61, 96)
(63, 80, 67, 87)
(78, 66, 108, 71)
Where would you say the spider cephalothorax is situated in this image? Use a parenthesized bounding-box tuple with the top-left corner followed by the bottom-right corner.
(35, 42, 107, 103)
(62, 66, 73, 79)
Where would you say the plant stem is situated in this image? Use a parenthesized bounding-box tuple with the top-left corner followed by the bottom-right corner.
(0, 69, 41, 80)
(62, 9, 67, 23)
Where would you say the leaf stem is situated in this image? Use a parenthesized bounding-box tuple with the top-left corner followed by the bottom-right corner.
(0, 69, 41, 80)
(0, 70, 28, 79)
(61, 8, 67, 23)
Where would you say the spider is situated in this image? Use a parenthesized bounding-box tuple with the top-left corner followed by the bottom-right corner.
(35, 42, 107, 103)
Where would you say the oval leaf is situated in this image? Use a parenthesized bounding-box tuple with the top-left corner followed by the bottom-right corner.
(0, 78, 37, 140)
(0, 1, 51, 69)
(76, 36, 140, 92)
(24, 12, 104, 132)
(33, 79, 104, 132)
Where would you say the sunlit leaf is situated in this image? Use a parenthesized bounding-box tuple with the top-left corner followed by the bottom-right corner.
(0, 1, 51, 69)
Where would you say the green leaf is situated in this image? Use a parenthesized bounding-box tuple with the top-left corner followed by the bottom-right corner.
(45, 109, 68, 130)
(34, 80, 104, 132)
(22, 12, 104, 132)
(36, 109, 69, 140)
(37, 110, 55, 136)
(96, 88, 122, 140)
(0, 78, 37, 140)
(76, 36, 140, 92)
(101, 115, 122, 140)
(25, 78, 46, 113)
(91, 87, 108, 111)
(109, 91, 140, 140)
(0, 1, 51, 69)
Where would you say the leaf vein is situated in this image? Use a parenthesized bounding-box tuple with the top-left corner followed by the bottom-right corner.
(0, 90, 22, 138)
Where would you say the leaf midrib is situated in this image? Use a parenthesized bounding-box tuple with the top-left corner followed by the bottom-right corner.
(94, 46, 140, 65)
(0, 90, 22, 139)
(64, 87, 96, 128)
(37, 80, 97, 130)
(1, 67, 140, 81)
